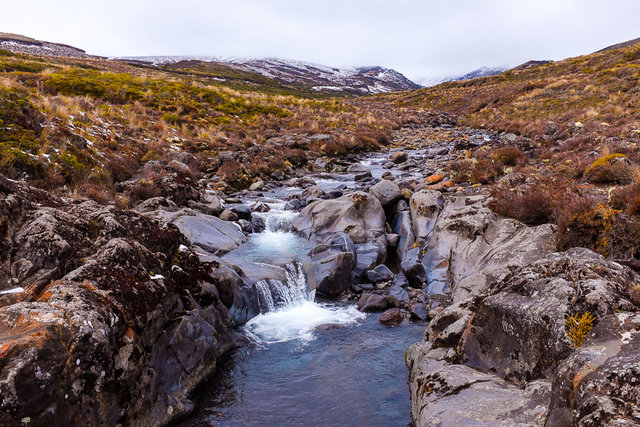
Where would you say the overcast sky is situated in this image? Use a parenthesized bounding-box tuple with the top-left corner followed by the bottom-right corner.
(2, 0, 639, 82)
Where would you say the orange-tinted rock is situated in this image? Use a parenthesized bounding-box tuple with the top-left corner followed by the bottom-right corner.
(424, 174, 444, 185)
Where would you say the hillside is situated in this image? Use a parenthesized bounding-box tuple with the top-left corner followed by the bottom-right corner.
(0, 32, 95, 58)
(0, 46, 420, 206)
(388, 38, 640, 259)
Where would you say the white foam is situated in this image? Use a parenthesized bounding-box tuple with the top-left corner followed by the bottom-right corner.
(244, 301, 365, 344)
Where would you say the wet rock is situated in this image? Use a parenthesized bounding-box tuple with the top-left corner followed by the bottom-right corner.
(381, 171, 394, 180)
(292, 191, 387, 246)
(409, 190, 444, 246)
(219, 209, 239, 222)
(251, 214, 266, 233)
(357, 293, 387, 312)
(252, 202, 271, 213)
(284, 199, 302, 211)
(390, 199, 416, 260)
(400, 247, 427, 288)
(369, 180, 402, 207)
(366, 264, 394, 283)
(300, 185, 328, 201)
(353, 241, 387, 280)
(392, 272, 409, 288)
(303, 244, 355, 298)
(386, 284, 410, 306)
(173, 214, 246, 256)
(230, 204, 251, 220)
(346, 164, 370, 174)
(237, 219, 252, 233)
(379, 308, 406, 325)
(409, 303, 428, 320)
(392, 151, 408, 164)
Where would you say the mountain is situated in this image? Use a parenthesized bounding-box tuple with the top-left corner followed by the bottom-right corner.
(452, 66, 507, 81)
(0, 32, 95, 58)
(120, 56, 421, 95)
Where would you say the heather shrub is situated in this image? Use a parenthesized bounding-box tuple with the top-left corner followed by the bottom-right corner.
(489, 146, 527, 167)
(490, 187, 554, 225)
(584, 153, 632, 184)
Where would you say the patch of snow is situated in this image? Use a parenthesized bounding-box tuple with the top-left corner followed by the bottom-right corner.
(0, 287, 24, 295)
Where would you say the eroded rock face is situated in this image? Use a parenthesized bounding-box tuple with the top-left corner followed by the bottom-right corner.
(421, 195, 556, 299)
(0, 175, 244, 426)
(406, 248, 640, 427)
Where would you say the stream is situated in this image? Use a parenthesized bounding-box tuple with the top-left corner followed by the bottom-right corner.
(178, 150, 430, 426)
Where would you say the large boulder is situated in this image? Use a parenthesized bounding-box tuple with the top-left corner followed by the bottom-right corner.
(173, 213, 246, 256)
(0, 175, 243, 426)
(390, 199, 416, 261)
(303, 238, 356, 298)
(406, 248, 640, 427)
(421, 195, 556, 300)
(292, 191, 387, 246)
(369, 179, 402, 207)
(409, 189, 444, 246)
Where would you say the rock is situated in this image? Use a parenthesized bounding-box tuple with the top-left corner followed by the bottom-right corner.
(353, 241, 387, 280)
(386, 284, 410, 307)
(0, 175, 242, 426)
(219, 209, 238, 222)
(249, 180, 265, 191)
(392, 273, 409, 288)
(424, 174, 444, 185)
(252, 202, 270, 213)
(369, 180, 402, 207)
(237, 219, 252, 233)
(346, 164, 370, 174)
(251, 214, 266, 233)
(400, 247, 427, 288)
(300, 185, 328, 201)
(366, 264, 394, 283)
(409, 303, 428, 320)
(135, 196, 179, 213)
(406, 248, 640, 427)
(271, 170, 285, 180)
(381, 171, 394, 180)
(409, 190, 444, 246)
(230, 204, 251, 220)
(292, 192, 387, 246)
(421, 195, 556, 300)
(390, 199, 416, 260)
(379, 308, 405, 325)
(284, 199, 302, 211)
(173, 214, 246, 255)
(303, 244, 355, 298)
(386, 233, 399, 247)
(391, 151, 408, 164)
(357, 293, 387, 312)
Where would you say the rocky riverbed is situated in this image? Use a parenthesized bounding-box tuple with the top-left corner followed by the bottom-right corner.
(1, 115, 639, 426)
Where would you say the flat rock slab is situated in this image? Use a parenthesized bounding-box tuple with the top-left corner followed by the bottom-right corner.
(174, 214, 246, 255)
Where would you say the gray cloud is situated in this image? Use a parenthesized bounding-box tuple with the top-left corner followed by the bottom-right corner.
(2, 0, 639, 82)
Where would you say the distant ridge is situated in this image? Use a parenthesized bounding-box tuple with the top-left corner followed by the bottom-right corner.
(597, 36, 640, 52)
(120, 56, 421, 95)
(0, 32, 97, 58)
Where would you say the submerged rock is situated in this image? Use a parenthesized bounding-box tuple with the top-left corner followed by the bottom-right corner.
(357, 293, 387, 312)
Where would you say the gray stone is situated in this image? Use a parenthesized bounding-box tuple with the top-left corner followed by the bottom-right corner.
(303, 245, 355, 298)
(369, 179, 402, 207)
(366, 264, 394, 283)
(173, 214, 246, 256)
(409, 189, 444, 246)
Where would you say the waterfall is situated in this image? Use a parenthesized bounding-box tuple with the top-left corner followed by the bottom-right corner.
(254, 263, 312, 313)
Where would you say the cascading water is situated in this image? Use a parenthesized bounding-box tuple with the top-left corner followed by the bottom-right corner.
(227, 201, 365, 344)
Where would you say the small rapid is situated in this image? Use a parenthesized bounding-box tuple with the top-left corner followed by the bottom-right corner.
(223, 200, 365, 344)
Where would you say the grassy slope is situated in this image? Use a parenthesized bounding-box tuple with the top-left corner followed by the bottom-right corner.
(0, 49, 416, 201)
(388, 41, 640, 259)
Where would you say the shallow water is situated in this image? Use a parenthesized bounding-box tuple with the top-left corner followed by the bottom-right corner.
(180, 314, 424, 427)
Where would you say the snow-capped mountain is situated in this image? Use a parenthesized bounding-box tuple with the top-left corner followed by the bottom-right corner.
(119, 56, 421, 95)
(453, 66, 507, 81)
